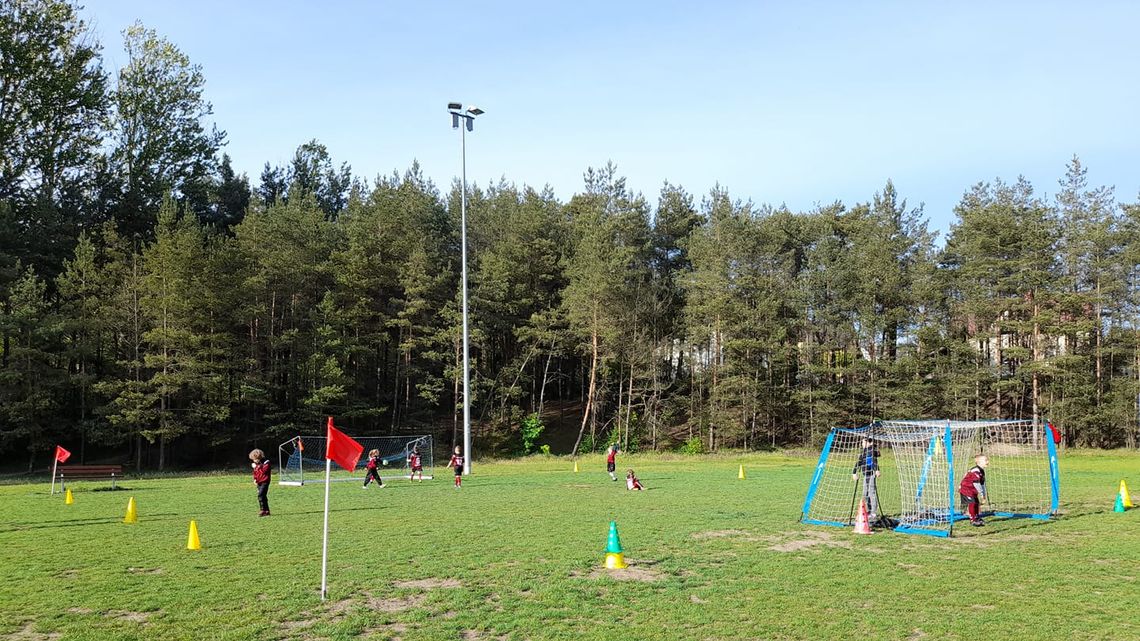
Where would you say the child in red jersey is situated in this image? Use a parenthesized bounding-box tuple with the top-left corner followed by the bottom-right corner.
(626, 469, 643, 491)
(363, 448, 385, 488)
(959, 454, 989, 526)
(448, 446, 464, 488)
(407, 446, 424, 482)
(606, 444, 619, 481)
(250, 449, 271, 516)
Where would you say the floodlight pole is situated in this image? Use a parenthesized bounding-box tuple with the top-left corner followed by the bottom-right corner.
(450, 104, 482, 475)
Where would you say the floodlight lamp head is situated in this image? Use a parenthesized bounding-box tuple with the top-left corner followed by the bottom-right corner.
(451, 113, 460, 129)
(468, 106, 484, 116)
(447, 102, 462, 111)
(465, 118, 473, 132)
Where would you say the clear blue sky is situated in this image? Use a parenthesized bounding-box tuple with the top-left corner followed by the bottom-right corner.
(85, 1, 1140, 236)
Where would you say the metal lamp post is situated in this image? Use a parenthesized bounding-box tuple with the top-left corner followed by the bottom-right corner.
(448, 102, 483, 475)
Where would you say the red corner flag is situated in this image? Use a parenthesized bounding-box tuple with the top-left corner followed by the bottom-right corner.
(1047, 421, 1062, 445)
(54, 445, 72, 464)
(325, 417, 363, 472)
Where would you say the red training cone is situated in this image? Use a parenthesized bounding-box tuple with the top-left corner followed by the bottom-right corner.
(854, 499, 872, 535)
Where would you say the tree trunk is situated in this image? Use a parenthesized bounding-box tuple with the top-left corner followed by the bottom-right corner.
(571, 312, 600, 456)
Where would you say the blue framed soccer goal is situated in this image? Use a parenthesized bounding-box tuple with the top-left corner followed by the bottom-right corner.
(801, 420, 1059, 537)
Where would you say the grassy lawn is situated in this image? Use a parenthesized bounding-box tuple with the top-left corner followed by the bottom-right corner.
(1, 451, 1137, 641)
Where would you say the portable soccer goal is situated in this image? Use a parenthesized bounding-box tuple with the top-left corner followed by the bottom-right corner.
(801, 419, 1059, 537)
(278, 434, 434, 485)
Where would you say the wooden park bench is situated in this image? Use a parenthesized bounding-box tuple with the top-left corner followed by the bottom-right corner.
(57, 465, 124, 490)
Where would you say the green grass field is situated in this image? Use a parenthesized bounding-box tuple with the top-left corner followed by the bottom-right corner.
(2, 451, 1138, 641)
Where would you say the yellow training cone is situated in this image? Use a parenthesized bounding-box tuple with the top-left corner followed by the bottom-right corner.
(123, 497, 138, 524)
(187, 520, 201, 550)
(1121, 480, 1134, 508)
(573, 460, 579, 473)
(738, 465, 746, 480)
(65, 488, 74, 505)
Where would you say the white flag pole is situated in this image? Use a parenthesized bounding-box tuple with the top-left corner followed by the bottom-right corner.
(320, 457, 332, 600)
(51, 457, 58, 495)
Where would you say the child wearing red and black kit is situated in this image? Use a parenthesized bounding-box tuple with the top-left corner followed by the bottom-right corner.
(362, 449, 385, 488)
(959, 455, 989, 526)
(606, 444, 619, 481)
(448, 446, 464, 488)
(407, 446, 424, 482)
(250, 449, 271, 516)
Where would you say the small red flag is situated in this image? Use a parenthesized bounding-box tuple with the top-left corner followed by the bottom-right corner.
(325, 417, 363, 472)
(1048, 421, 1062, 445)
(54, 445, 71, 464)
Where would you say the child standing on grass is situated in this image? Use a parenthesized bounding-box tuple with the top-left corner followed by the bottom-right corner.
(606, 444, 620, 481)
(851, 437, 881, 522)
(250, 449, 271, 516)
(960, 454, 990, 526)
(363, 449, 385, 488)
(448, 446, 464, 488)
(626, 469, 643, 491)
(407, 446, 424, 482)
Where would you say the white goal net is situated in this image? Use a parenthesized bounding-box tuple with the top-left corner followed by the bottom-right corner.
(278, 434, 434, 485)
(801, 419, 1059, 537)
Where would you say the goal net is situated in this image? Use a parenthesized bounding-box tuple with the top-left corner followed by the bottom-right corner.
(278, 434, 434, 485)
(801, 420, 1059, 537)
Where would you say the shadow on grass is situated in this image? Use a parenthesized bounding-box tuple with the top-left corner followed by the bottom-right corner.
(0, 512, 193, 533)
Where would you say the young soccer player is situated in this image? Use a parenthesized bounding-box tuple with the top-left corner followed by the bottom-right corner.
(448, 446, 464, 488)
(407, 446, 424, 482)
(606, 444, 619, 481)
(363, 449, 385, 488)
(851, 437, 881, 522)
(959, 454, 990, 526)
(626, 469, 644, 491)
(250, 449, 271, 516)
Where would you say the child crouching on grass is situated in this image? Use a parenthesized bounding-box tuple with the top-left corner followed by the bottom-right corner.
(626, 469, 643, 491)
(250, 449, 271, 516)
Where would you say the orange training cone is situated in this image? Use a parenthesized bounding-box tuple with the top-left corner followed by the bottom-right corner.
(123, 497, 138, 524)
(65, 488, 74, 505)
(186, 520, 201, 550)
(854, 499, 872, 535)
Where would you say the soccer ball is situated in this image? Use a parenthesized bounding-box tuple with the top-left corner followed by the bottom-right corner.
(381, 459, 388, 466)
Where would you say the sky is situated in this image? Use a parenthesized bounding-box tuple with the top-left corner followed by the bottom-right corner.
(83, 0, 1140, 237)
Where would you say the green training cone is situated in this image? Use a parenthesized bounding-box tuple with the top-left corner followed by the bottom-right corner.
(605, 520, 623, 554)
(1114, 493, 1126, 513)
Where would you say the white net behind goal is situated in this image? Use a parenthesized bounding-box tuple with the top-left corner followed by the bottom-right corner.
(278, 435, 434, 485)
(801, 419, 1059, 537)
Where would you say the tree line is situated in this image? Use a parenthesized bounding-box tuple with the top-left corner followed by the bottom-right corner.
(3, 1, 1139, 471)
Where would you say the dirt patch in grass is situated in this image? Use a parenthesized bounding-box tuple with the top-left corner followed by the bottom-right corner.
(2, 622, 61, 641)
(563, 484, 593, 489)
(769, 530, 852, 552)
(689, 594, 706, 604)
(365, 593, 426, 612)
(587, 565, 666, 582)
(126, 567, 163, 575)
(691, 529, 757, 540)
(461, 631, 508, 640)
(393, 578, 461, 590)
(54, 569, 78, 579)
(104, 610, 157, 624)
(65, 608, 92, 615)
